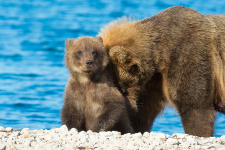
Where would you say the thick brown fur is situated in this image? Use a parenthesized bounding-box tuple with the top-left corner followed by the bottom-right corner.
(61, 37, 134, 134)
(99, 6, 225, 137)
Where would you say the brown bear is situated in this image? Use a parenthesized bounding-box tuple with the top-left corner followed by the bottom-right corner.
(61, 36, 134, 134)
(98, 6, 225, 137)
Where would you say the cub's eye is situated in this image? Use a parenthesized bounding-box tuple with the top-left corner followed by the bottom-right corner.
(92, 51, 98, 57)
(77, 50, 82, 55)
(75, 50, 82, 59)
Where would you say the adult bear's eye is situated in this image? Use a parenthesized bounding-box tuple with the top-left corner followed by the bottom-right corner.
(92, 50, 98, 57)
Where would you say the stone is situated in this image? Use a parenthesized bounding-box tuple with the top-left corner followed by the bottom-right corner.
(45, 134, 52, 141)
(24, 140, 31, 147)
(99, 131, 113, 137)
(5, 127, 13, 132)
(31, 141, 37, 147)
(213, 138, 222, 144)
(221, 135, 225, 144)
(59, 125, 68, 132)
(0, 127, 4, 131)
(0, 143, 6, 150)
(143, 132, 150, 138)
(172, 133, 186, 139)
(180, 142, 190, 149)
(0, 132, 7, 138)
(166, 138, 179, 145)
(70, 128, 78, 134)
(218, 146, 225, 150)
(132, 132, 142, 139)
(208, 144, 223, 149)
(21, 128, 30, 135)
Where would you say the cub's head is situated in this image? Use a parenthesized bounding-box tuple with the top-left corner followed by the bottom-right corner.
(65, 36, 108, 75)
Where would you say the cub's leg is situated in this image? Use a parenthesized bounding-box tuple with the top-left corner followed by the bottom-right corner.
(177, 107, 215, 137)
(88, 102, 134, 133)
(113, 111, 134, 134)
(61, 101, 84, 131)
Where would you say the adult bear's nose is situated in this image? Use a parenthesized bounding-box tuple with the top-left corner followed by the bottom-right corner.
(86, 60, 94, 66)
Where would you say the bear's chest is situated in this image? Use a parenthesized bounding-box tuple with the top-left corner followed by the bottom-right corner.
(84, 82, 110, 115)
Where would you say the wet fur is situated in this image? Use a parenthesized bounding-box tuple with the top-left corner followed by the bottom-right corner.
(99, 6, 225, 137)
(61, 37, 134, 134)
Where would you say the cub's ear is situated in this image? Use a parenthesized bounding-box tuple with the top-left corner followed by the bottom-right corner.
(65, 39, 74, 51)
(95, 36, 103, 43)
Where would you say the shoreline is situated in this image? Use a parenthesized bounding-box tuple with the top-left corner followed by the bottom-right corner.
(0, 125, 225, 150)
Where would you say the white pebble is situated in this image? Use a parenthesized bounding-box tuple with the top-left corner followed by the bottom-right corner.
(208, 144, 223, 149)
(172, 133, 187, 138)
(132, 132, 142, 139)
(70, 128, 78, 133)
(0, 143, 6, 150)
(166, 138, 179, 145)
(59, 125, 68, 132)
(143, 132, 150, 138)
(31, 141, 37, 147)
(194, 145, 202, 149)
(0, 132, 7, 138)
(186, 136, 197, 144)
(78, 131, 87, 138)
(180, 142, 190, 148)
(24, 140, 31, 147)
(21, 128, 30, 135)
(0, 127, 4, 131)
(221, 135, 225, 144)
(99, 131, 113, 137)
(5, 127, 13, 132)
(148, 145, 155, 149)
(213, 138, 222, 144)
(218, 146, 225, 150)
(45, 134, 52, 141)
(151, 140, 161, 146)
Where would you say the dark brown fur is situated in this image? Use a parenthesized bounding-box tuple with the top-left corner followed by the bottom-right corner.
(61, 37, 134, 134)
(99, 6, 225, 137)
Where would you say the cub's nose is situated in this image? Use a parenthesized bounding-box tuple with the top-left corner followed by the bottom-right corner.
(86, 60, 94, 66)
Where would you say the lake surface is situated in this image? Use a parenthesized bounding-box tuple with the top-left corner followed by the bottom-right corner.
(0, 0, 224, 137)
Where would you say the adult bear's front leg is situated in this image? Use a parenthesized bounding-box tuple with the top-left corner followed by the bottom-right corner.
(131, 73, 167, 133)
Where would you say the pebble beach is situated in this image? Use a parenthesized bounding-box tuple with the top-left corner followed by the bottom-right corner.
(0, 125, 224, 150)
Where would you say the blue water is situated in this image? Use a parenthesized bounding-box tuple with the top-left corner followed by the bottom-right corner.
(0, 0, 224, 137)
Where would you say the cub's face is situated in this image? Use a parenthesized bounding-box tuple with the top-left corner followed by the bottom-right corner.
(65, 37, 109, 74)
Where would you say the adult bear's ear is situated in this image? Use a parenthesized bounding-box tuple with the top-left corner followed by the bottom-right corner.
(127, 61, 144, 75)
(95, 36, 103, 43)
(65, 39, 73, 51)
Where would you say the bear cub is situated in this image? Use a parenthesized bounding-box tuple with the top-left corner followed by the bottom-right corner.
(61, 36, 133, 134)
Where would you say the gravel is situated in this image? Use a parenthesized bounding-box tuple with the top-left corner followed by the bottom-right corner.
(0, 125, 224, 150)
